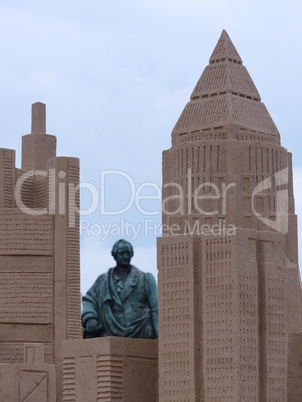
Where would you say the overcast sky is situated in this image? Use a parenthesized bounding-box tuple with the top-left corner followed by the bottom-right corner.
(0, 0, 301, 294)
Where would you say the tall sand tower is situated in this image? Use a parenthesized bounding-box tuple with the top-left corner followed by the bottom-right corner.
(157, 30, 302, 401)
(0, 103, 81, 400)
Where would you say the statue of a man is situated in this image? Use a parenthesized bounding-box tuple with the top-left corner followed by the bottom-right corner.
(82, 239, 158, 339)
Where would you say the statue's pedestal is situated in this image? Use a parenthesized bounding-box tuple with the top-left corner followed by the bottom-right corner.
(62, 337, 158, 402)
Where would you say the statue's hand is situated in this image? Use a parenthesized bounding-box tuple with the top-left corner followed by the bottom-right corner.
(85, 318, 99, 333)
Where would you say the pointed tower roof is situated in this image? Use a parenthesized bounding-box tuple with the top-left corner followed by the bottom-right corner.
(172, 31, 279, 144)
(209, 30, 242, 64)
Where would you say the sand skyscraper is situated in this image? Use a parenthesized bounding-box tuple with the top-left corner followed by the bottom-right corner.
(157, 30, 302, 401)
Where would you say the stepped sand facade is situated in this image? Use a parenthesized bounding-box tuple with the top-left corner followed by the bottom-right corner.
(158, 30, 302, 401)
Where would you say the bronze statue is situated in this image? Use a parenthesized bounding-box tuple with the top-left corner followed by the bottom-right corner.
(82, 239, 158, 339)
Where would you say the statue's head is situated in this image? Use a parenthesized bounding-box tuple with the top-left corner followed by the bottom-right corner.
(111, 239, 134, 267)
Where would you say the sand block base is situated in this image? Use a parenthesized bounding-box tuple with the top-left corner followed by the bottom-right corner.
(62, 337, 158, 402)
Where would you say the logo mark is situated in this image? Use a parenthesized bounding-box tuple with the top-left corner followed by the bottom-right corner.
(252, 168, 288, 234)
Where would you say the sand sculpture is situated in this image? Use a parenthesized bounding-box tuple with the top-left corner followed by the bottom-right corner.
(0, 30, 301, 401)
(157, 30, 302, 401)
(0, 103, 158, 402)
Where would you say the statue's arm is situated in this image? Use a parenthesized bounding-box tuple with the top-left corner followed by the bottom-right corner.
(82, 278, 101, 330)
(145, 273, 158, 339)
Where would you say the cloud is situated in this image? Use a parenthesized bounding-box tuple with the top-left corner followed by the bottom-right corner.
(293, 169, 302, 216)
(1, 0, 302, 292)
(80, 239, 112, 295)
(293, 168, 302, 271)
